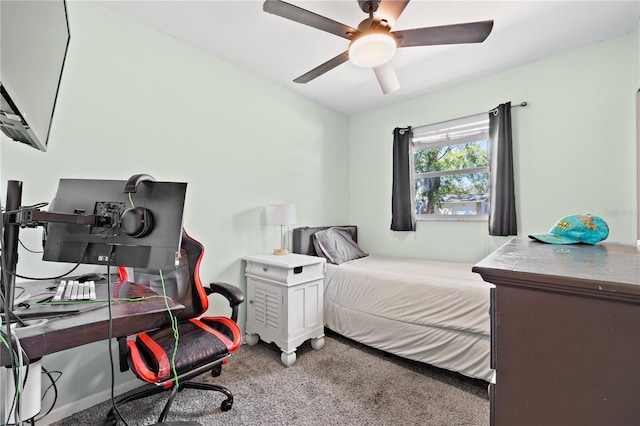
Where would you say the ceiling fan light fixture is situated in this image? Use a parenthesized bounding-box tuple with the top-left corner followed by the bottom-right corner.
(348, 32, 397, 68)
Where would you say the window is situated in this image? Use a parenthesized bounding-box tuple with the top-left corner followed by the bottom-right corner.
(412, 113, 490, 220)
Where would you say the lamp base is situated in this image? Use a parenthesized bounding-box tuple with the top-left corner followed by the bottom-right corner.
(273, 248, 289, 256)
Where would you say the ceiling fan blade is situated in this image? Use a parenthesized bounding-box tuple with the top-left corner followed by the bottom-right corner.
(293, 51, 350, 84)
(263, 0, 358, 41)
(375, 0, 410, 26)
(394, 20, 494, 47)
(373, 61, 400, 94)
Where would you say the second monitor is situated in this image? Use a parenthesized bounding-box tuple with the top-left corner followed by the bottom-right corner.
(43, 177, 187, 270)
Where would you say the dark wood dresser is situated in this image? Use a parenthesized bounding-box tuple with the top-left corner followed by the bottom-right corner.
(473, 237, 640, 426)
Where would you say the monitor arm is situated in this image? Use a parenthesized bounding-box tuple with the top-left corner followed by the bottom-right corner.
(3, 206, 116, 228)
(1, 180, 115, 314)
(1, 189, 116, 312)
(6, 172, 156, 228)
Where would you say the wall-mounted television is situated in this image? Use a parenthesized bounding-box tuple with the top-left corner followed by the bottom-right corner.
(0, 0, 70, 151)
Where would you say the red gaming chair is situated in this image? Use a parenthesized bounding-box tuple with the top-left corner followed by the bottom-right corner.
(104, 230, 244, 425)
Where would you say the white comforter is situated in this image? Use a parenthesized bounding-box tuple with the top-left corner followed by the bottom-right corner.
(323, 255, 494, 381)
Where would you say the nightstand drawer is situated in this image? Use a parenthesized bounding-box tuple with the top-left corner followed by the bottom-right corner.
(244, 254, 324, 286)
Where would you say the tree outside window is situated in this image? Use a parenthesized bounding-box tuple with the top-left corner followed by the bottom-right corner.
(412, 115, 490, 219)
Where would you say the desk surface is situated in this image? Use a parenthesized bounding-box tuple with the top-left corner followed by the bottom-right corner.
(1, 279, 184, 366)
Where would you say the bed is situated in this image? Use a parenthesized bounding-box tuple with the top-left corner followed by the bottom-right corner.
(292, 226, 494, 382)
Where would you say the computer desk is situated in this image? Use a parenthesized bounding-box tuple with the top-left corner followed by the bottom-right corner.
(1, 278, 185, 366)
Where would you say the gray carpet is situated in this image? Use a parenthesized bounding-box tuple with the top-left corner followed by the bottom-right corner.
(51, 331, 489, 425)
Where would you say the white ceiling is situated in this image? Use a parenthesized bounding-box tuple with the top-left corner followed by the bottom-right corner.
(98, 0, 640, 116)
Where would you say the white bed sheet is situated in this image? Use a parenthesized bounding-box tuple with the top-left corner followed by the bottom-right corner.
(323, 255, 494, 381)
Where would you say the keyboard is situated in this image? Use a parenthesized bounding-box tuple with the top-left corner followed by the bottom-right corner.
(53, 280, 97, 301)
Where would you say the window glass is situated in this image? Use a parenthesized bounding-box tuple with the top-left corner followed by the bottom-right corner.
(412, 115, 489, 220)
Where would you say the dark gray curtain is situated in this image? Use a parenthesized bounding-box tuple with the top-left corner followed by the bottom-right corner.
(488, 103, 517, 236)
(391, 127, 415, 231)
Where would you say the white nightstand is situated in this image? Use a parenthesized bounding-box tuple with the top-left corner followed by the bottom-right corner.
(243, 253, 326, 366)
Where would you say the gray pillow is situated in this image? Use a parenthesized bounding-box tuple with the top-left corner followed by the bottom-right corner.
(312, 227, 368, 265)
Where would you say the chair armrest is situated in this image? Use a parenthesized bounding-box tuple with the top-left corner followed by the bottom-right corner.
(208, 281, 244, 305)
(207, 281, 245, 322)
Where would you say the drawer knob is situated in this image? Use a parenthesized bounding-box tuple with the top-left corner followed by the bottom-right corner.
(263, 267, 268, 272)
(249, 299, 254, 304)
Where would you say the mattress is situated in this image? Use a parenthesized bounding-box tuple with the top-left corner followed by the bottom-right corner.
(323, 255, 494, 381)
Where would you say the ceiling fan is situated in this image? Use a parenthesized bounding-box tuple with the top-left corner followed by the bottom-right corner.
(263, 0, 494, 94)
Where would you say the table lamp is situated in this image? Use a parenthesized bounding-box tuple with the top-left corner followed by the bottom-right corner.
(266, 204, 296, 255)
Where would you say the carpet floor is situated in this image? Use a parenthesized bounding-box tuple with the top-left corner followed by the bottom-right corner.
(50, 331, 490, 425)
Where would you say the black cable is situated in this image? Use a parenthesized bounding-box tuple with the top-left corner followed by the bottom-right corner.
(19, 352, 31, 423)
(0, 328, 18, 425)
(106, 245, 130, 426)
(2, 283, 26, 327)
(5, 333, 30, 425)
(13, 285, 26, 300)
(1, 194, 66, 423)
(18, 238, 43, 254)
(34, 368, 62, 422)
(13, 262, 81, 281)
(10, 241, 89, 281)
(4, 350, 19, 425)
(2, 202, 49, 215)
(0, 189, 23, 424)
(8, 310, 27, 327)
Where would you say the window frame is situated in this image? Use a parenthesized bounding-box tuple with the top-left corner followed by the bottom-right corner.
(411, 113, 490, 222)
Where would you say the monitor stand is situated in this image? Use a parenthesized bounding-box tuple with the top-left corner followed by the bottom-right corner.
(1, 180, 21, 315)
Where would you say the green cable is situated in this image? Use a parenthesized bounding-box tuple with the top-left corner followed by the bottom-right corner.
(159, 269, 180, 388)
(31, 295, 171, 306)
(0, 317, 23, 417)
(128, 192, 135, 208)
(5, 336, 22, 423)
(0, 333, 8, 349)
(0, 316, 21, 421)
(13, 367, 22, 417)
(0, 316, 8, 349)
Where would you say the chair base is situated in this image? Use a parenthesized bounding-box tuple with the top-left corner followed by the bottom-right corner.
(103, 380, 233, 426)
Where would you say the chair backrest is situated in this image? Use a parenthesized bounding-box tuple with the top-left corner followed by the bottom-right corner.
(118, 229, 209, 321)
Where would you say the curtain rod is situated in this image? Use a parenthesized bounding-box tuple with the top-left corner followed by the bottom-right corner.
(399, 101, 528, 134)
(489, 101, 528, 116)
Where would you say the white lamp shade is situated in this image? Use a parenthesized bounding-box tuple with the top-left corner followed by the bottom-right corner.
(348, 32, 397, 68)
(266, 204, 296, 226)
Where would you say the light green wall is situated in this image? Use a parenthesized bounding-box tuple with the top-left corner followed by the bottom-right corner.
(0, 1, 348, 421)
(637, 22, 640, 89)
(2, 2, 350, 299)
(349, 31, 639, 263)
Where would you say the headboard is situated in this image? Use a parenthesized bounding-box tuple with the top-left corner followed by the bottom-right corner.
(292, 226, 358, 256)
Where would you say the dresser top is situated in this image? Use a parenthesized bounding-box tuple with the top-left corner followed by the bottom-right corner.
(243, 253, 326, 268)
(473, 237, 640, 298)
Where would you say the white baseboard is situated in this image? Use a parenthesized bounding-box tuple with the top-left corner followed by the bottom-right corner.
(38, 378, 141, 425)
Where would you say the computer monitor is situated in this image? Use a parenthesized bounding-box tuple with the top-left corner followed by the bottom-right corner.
(42, 178, 187, 269)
